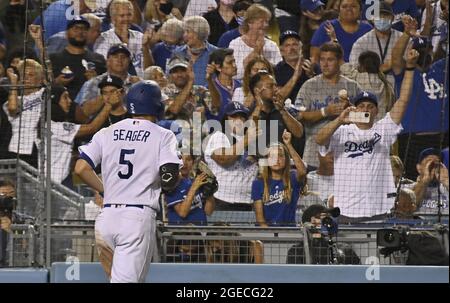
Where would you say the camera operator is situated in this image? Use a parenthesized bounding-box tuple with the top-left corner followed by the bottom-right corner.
(286, 204, 360, 264)
(0, 178, 34, 267)
(1, 178, 17, 267)
(410, 148, 449, 216)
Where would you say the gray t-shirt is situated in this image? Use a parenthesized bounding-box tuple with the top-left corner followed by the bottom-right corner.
(295, 75, 361, 167)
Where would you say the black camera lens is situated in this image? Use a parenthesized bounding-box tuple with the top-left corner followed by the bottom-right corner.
(364, 113, 369, 117)
(384, 231, 395, 243)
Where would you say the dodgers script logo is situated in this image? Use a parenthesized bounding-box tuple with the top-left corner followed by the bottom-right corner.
(344, 133, 382, 158)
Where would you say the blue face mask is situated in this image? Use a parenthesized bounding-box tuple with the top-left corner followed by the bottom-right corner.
(236, 16, 244, 26)
(374, 19, 392, 32)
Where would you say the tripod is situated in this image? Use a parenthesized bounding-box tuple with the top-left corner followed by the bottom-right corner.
(322, 216, 341, 264)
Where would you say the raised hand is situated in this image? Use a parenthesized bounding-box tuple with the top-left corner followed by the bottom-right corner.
(282, 129, 292, 145)
(142, 29, 153, 47)
(206, 63, 216, 81)
(402, 15, 419, 37)
(421, 159, 437, 184)
(254, 35, 265, 54)
(302, 59, 315, 78)
(55, 73, 74, 86)
(325, 21, 337, 41)
(105, 89, 123, 107)
(326, 102, 346, 117)
(436, 163, 449, 186)
(337, 106, 357, 124)
(6, 68, 18, 85)
(192, 172, 209, 190)
(28, 24, 42, 42)
(273, 92, 285, 111)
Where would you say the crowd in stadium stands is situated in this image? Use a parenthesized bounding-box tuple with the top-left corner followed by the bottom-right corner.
(0, 0, 448, 229)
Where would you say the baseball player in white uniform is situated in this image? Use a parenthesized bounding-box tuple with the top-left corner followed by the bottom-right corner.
(75, 80, 182, 283)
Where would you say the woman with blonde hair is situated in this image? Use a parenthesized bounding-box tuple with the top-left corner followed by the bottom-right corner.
(229, 3, 282, 80)
(252, 130, 307, 227)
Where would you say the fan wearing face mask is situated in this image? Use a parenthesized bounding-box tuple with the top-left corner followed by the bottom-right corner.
(349, 2, 402, 78)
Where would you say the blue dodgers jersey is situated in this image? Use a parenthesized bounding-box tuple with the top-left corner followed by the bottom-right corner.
(311, 19, 372, 62)
(205, 78, 242, 122)
(251, 171, 303, 226)
(165, 177, 208, 225)
(395, 59, 449, 134)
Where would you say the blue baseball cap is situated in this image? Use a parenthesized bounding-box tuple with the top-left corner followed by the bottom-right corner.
(418, 148, 441, 164)
(107, 44, 131, 57)
(353, 91, 378, 107)
(279, 30, 301, 45)
(67, 16, 90, 30)
(300, 0, 325, 12)
(412, 36, 431, 50)
(225, 101, 250, 118)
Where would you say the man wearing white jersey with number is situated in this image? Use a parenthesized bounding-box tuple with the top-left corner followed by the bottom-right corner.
(75, 80, 182, 283)
(315, 47, 419, 223)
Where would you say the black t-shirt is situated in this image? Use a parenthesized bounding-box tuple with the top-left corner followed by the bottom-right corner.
(259, 107, 304, 156)
(50, 49, 106, 100)
(274, 60, 309, 103)
(100, 111, 132, 129)
(203, 9, 239, 46)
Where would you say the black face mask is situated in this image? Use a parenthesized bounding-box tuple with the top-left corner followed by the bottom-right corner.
(159, 2, 173, 15)
(68, 37, 87, 48)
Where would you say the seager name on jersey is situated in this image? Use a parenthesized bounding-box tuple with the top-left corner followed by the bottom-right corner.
(113, 129, 151, 142)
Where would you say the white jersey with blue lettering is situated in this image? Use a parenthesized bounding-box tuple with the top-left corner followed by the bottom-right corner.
(323, 113, 402, 218)
(78, 118, 181, 209)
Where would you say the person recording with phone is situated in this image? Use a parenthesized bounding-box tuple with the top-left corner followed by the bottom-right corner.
(315, 46, 419, 223)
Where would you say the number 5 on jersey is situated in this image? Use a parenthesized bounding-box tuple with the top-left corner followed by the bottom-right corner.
(118, 149, 135, 179)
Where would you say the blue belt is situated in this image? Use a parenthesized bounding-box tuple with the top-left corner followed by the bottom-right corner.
(103, 204, 144, 209)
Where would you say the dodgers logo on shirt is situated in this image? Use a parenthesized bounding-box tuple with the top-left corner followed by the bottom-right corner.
(344, 133, 382, 158)
(423, 74, 447, 100)
(63, 122, 75, 133)
(422, 200, 448, 209)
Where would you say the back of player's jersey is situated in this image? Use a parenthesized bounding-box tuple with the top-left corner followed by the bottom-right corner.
(79, 118, 181, 209)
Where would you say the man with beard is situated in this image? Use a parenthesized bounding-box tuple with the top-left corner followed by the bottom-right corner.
(49, 16, 106, 101)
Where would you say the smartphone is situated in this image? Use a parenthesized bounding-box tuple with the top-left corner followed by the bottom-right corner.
(348, 111, 370, 123)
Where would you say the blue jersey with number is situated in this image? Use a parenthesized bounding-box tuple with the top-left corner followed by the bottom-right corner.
(78, 118, 182, 209)
(251, 171, 303, 226)
(394, 59, 449, 134)
(165, 177, 208, 225)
